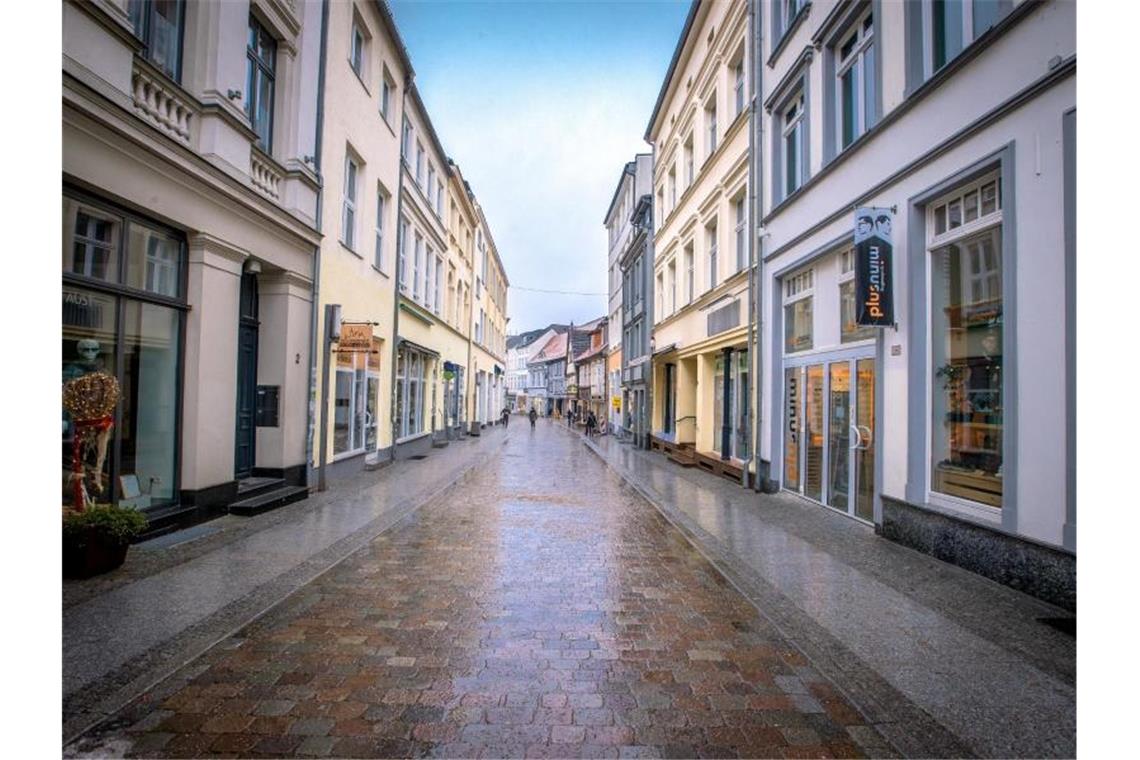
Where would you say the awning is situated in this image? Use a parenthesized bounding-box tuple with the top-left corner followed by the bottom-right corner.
(652, 342, 679, 358)
(396, 337, 441, 359)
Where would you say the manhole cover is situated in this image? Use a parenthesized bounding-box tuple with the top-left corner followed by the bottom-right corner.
(1038, 617, 1076, 637)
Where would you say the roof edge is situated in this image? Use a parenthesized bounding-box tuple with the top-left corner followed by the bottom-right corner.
(644, 0, 702, 143)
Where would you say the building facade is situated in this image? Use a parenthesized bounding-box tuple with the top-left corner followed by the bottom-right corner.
(467, 203, 510, 430)
(63, 0, 323, 531)
(646, 0, 755, 476)
(313, 0, 410, 480)
(756, 0, 1075, 604)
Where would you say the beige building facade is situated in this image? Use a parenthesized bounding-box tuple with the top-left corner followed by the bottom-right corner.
(647, 0, 755, 478)
(63, 0, 323, 528)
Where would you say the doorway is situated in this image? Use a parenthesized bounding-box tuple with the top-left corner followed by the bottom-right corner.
(234, 272, 259, 479)
(783, 351, 875, 522)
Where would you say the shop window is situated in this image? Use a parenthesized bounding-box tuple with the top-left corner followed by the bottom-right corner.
(783, 268, 813, 353)
(128, 0, 185, 83)
(928, 172, 1004, 509)
(62, 191, 185, 511)
(839, 248, 875, 343)
(396, 347, 428, 439)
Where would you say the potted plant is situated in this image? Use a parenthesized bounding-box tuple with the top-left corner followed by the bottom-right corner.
(63, 504, 148, 578)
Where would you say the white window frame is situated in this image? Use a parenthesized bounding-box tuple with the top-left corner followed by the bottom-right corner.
(350, 21, 365, 77)
(734, 197, 746, 272)
(401, 119, 412, 159)
(782, 91, 805, 196)
(374, 189, 386, 271)
(733, 60, 745, 119)
(413, 231, 423, 300)
(427, 164, 435, 200)
(415, 141, 424, 186)
(425, 246, 435, 308)
(706, 220, 718, 291)
(380, 73, 392, 120)
(684, 135, 694, 187)
(839, 10, 870, 151)
(782, 266, 814, 355)
(706, 94, 718, 157)
(923, 170, 1004, 517)
(685, 244, 695, 304)
(921, 0, 993, 79)
(342, 154, 358, 250)
(435, 254, 444, 314)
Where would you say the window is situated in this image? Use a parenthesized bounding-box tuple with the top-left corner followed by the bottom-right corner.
(836, 12, 875, 151)
(334, 338, 378, 455)
(706, 94, 718, 157)
(413, 232, 423, 300)
(425, 248, 435, 308)
(436, 181, 444, 217)
(733, 60, 745, 118)
(839, 248, 875, 343)
(656, 188, 665, 230)
(427, 165, 436, 200)
(245, 15, 276, 152)
(684, 135, 694, 187)
(67, 202, 121, 284)
(706, 220, 718, 291)
(928, 172, 1004, 509)
(685, 244, 695, 303)
(668, 167, 677, 210)
(395, 347, 428, 439)
(380, 72, 393, 120)
(416, 142, 424, 186)
(350, 21, 365, 77)
(398, 218, 409, 291)
(922, 0, 1005, 77)
(668, 260, 677, 315)
(734, 197, 746, 272)
(435, 256, 444, 313)
(128, 0, 184, 82)
(784, 0, 803, 35)
(374, 189, 386, 270)
(782, 91, 806, 196)
(401, 119, 412, 159)
(342, 155, 358, 250)
(783, 268, 813, 353)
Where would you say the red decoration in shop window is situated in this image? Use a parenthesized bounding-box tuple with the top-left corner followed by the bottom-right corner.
(63, 372, 121, 513)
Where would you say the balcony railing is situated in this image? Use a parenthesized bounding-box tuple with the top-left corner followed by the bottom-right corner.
(250, 148, 284, 200)
(130, 61, 194, 147)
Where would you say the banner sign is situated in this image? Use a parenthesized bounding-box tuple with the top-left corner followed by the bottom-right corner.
(854, 207, 895, 326)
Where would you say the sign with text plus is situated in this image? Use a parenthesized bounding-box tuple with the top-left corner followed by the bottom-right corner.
(854, 207, 894, 326)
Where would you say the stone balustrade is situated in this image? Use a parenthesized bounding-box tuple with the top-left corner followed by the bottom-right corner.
(250, 149, 283, 200)
(130, 62, 193, 146)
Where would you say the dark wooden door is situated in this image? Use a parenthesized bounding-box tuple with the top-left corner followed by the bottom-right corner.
(234, 273, 259, 479)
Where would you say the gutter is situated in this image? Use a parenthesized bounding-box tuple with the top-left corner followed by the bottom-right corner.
(743, 0, 756, 489)
(306, 0, 331, 491)
(752, 0, 766, 491)
(389, 73, 411, 462)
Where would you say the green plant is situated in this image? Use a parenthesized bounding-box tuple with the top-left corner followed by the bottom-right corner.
(63, 505, 148, 546)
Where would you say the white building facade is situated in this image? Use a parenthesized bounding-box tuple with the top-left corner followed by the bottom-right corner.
(757, 0, 1075, 607)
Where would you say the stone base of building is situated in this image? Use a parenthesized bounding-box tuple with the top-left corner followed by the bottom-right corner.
(879, 495, 1075, 611)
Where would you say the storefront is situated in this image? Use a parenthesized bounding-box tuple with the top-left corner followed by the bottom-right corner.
(333, 336, 382, 459)
(394, 341, 438, 456)
(776, 247, 878, 523)
(712, 348, 750, 462)
(62, 189, 185, 513)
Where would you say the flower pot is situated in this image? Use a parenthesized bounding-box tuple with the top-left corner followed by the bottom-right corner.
(63, 530, 130, 579)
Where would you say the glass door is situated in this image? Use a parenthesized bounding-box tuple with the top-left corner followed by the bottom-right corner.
(783, 353, 876, 523)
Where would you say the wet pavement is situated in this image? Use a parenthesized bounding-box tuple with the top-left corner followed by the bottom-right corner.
(580, 432, 1075, 759)
(68, 422, 889, 759)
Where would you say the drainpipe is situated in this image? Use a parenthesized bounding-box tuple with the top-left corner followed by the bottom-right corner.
(742, 0, 756, 489)
(751, 0, 766, 492)
(389, 77, 411, 463)
(306, 0, 330, 491)
(646, 146, 656, 451)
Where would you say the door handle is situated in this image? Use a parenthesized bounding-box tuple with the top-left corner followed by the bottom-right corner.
(849, 424, 861, 449)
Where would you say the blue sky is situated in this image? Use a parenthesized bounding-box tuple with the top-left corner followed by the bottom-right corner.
(389, 0, 690, 334)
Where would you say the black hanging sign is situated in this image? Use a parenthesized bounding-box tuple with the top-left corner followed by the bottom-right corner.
(854, 207, 895, 326)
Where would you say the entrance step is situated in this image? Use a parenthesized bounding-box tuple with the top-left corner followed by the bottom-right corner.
(228, 485, 308, 517)
(236, 476, 284, 499)
(666, 451, 697, 468)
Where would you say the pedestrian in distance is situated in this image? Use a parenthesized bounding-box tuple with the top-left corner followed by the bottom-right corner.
(586, 410, 598, 437)
(528, 408, 537, 429)
(501, 407, 510, 428)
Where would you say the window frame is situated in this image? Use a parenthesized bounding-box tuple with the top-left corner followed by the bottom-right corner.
(342, 154, 359, 251)
(245, 13, 277, 153)
(374, 188, 387, 271)
(706, 93, 719, 158)
(128, 0, 186, 83)
(782, 267, 814, 355)
(706, 219, 719, 292)
(835, 10, 874, 153)
(350, 20, 365, 79)
(782, 91, 806, 197)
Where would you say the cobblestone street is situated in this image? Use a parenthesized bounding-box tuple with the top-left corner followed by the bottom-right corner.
(70, 424, 887, 759)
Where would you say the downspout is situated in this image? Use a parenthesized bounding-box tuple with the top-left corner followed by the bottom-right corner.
(752, 0, 766, 491)
(306, 0, 331, 491)
(646, 147, 656, 451)
(742, 0, 756, 489)
(389, 77, 411, 462)
(465, 238, 474, 431)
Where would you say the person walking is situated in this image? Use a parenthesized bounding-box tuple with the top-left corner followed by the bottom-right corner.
(501, 407, 510, 428)
(586, 409, 597, 438)
(528, 408, 537, 429)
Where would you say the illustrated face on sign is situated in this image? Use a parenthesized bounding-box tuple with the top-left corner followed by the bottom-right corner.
(856, 216, 874, 238)
(875, 215, 892, 239)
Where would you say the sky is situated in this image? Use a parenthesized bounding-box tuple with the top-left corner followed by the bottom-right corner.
(389, 0, 690, 335)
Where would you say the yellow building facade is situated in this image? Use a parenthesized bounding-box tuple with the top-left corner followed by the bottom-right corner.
(647, 0, 753, 475)
(313, 0, 410, 478)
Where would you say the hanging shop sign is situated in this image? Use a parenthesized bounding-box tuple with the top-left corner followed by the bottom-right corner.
(338, 323, 373, 351)
(854, 207, 895, 326)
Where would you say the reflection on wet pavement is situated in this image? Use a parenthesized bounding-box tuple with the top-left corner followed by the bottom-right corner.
(75, 424, 888, 759)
